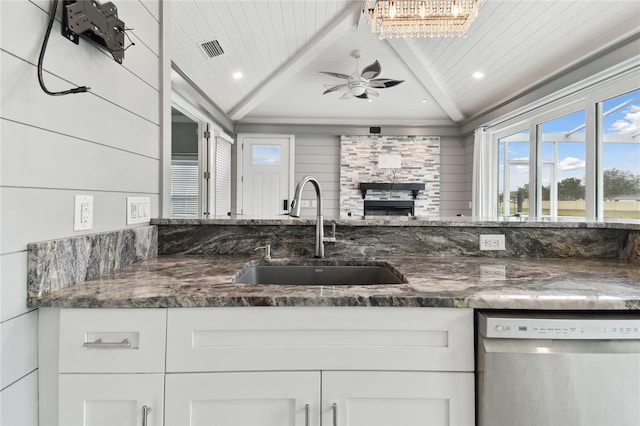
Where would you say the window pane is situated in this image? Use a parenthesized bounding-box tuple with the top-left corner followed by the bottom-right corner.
(498, 130, 529, 216)
(252, 145, 281, 166)
(171, 159, 199, 218)
(540, 110, 586, 218)
(601, 89, 640, 220)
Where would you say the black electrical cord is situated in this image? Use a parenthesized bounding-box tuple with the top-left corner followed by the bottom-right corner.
(38, 0, 90, 96)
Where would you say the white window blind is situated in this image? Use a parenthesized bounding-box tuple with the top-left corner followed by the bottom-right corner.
(215, 137, 232, 217)
(171, 159, 199, 218)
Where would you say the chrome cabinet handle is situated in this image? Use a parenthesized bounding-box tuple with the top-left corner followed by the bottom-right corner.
(83, 338, 131, 349)
(332, 403, 337, 426)
(304, 403, 310, 426)
(142, 405, 152, 426)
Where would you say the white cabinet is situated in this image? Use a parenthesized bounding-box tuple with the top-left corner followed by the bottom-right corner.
(165, 307, 475, 426)
(165, 372, 320, 426)
(39, 309, 167, 426)
(164, 370, 474, 426)
(40, 307, 474, 426)
(59, 374, 163, 426)
(322, 371, 475, 426)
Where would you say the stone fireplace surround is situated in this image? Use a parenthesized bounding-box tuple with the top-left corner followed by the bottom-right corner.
(340, 135, 440, 218)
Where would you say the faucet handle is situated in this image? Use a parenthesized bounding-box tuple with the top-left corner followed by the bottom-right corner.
(255, 245, 271, 259)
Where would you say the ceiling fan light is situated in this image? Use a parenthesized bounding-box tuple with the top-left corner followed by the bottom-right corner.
(349, 82, 368, 96)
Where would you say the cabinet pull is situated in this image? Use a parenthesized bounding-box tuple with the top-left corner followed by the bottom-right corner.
(332, 402, 338, 426)
(304, 403, 310, 426)
(83, 338, 131, 349)
(141, 405, 152, 426)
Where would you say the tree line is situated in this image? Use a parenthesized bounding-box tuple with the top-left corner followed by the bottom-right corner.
(515, 168, 640, 200)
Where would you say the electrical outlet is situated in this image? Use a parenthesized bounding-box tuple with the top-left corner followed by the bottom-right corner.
(73, 195, 94, 231)
(479, 234, 505, 250)
(300, 200, 310, 208)
(127, 197, 151, 225)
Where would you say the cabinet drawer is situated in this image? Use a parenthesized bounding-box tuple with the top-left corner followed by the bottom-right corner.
(59, 309, 166, 373)
(166, 307, 473, 372)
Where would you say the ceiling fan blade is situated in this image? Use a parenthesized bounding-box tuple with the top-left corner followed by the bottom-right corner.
(339, 92, 354, 100)
(369, 78, 404, 89)
(319, 71, 351, 79)
(356, 93, 369, 99)
(360, 60, 381, 79)
(322, 84, 348, 95)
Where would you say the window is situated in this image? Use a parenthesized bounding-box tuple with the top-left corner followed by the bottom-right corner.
(539, 110, 586, 218)
(492, 78, 640, 221)
(498, 130, 530, 216)
(600, 89, 640, 219)
(251, 145, 281, 166)
(171, 159, 199, 218)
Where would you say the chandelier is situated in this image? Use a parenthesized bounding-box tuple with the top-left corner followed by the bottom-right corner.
(363, 0, 486, 39)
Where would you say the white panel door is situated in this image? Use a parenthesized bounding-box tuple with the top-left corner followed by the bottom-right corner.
(165, 371, 320, 426)
(322, 371, 475, 426)
(239, 135, 293, 218)
(59, 374, 164, 426)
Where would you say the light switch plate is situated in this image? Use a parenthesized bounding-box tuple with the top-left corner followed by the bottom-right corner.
(126, 197, 151, 225)
(73, 195, 94, 231)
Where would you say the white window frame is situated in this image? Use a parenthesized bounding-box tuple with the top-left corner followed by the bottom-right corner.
(488, 69, 639, 221)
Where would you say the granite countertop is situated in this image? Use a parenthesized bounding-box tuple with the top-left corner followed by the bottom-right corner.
(29, 255, 640, 310)
(152, 217, 640, 230)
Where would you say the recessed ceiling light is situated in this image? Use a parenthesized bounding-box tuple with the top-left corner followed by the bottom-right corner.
(421, 99, 428, 103)
(232, 72, 243, 80)
(368, 98, 373, 103)
(472, 71, 484, 79)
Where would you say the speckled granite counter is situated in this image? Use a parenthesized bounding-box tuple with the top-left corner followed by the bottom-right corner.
(28, 255, 640, 310)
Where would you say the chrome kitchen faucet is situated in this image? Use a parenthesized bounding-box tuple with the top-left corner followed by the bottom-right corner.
(289, 176, 324, 258)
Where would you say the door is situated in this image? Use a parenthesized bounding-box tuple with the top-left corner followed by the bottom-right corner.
(238, 134, 294, 218)
(322, 371, 474, 426)
(165, 371, 320, 426)
(59, 374, 164, 426)
(478, 338, 640, 426)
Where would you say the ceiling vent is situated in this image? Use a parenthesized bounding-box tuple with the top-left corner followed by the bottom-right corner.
(199, 39, 225, 59)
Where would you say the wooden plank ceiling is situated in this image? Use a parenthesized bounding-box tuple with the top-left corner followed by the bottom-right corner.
(170, 0, 640, 126)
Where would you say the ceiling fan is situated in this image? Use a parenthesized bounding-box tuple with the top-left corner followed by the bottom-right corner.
(320, 49, 404, 100)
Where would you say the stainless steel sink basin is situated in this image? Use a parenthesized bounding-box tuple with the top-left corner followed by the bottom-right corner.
(234, 261, 407, 285)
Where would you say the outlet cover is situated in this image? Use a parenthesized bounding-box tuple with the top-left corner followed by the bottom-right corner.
(74, 195, 94, 231)
(479, 234, 506, 251)
(126, 197, 151, 225)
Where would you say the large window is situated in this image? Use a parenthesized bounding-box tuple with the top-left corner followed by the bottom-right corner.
(539, 110, 586, 218)
(494, 84, 639, 221)
(600, 90, 640, 219)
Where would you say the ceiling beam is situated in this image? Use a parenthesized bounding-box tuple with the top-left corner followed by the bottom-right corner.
(387, 38, 466, 122)
(228, 2, 361, 121)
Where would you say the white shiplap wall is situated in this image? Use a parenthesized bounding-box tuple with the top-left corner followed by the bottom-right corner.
(0, 1, 161, 423)
(295, 135, 340, 219)
(439, 136, 473, 217)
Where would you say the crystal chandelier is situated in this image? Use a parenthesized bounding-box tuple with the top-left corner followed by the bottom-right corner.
(363, 0, 486, 39)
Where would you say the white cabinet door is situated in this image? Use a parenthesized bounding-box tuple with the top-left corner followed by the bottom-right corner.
(322, 371, 475, 426)
(165, 371, 320, 426)
(59, 374, 164, 426)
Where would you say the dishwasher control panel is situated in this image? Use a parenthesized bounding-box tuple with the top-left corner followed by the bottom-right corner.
(478, 313, 640, 339)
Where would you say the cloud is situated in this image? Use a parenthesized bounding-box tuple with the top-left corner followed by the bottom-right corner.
(610, 104, 640, 134)
(558, 156, 585, 171)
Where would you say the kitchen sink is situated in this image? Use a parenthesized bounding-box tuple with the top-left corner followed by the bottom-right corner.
(234, 261, 407, 285)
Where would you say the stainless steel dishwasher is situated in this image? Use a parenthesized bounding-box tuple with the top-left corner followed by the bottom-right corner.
(477, 311, 640, 426)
